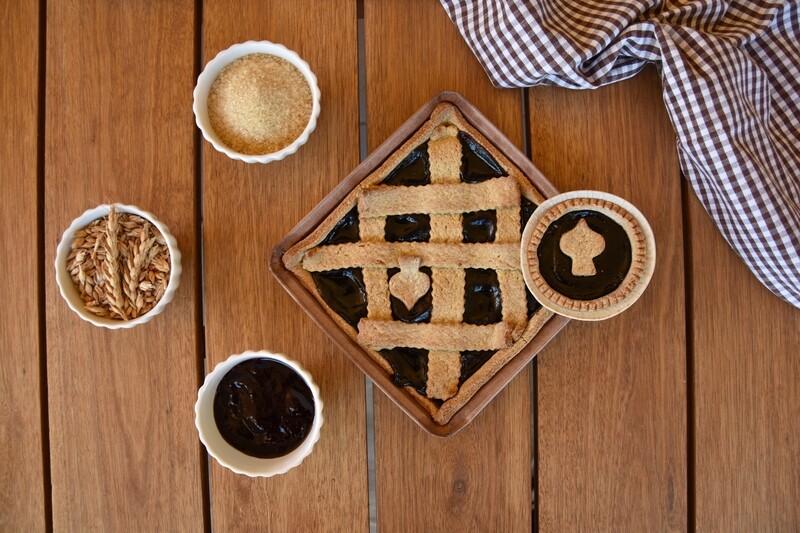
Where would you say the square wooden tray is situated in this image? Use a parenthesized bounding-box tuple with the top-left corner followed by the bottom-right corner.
(270, 91, 570, 436)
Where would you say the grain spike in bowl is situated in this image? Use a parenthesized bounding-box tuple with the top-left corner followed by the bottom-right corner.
(66, 205, 171, 320)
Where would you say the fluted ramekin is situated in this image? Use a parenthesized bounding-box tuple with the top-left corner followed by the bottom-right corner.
(54, 203, 182, 329)
(195, 351, 324, 477)
(193, 40, 321, 164)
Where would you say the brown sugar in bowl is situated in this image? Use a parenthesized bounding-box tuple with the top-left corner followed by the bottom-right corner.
(193, 41, 321, 163)
(208, 54, 312, 155)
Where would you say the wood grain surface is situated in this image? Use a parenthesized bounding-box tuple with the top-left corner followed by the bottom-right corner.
(365, 1, 533, 530)
(688, 192, 800, 531)
(201, 1, 367, 530)
(44, 1, 205, 529)
(5, 2, 800, 530)
(0, 1, 45, 531)
(528, 68, 688, 531)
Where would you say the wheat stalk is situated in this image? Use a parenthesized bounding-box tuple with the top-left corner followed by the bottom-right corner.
(67, 207, 171, 320)
(101, 206, 128, 319)
(123, 222, 156, 314)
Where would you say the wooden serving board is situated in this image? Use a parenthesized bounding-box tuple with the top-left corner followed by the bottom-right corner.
(271, 91, 570, 436)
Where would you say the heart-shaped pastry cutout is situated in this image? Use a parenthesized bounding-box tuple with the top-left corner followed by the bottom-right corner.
(389, 256, 430, 310)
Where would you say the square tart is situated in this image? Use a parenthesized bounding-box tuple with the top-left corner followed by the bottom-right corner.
(273, 93, 569, 435)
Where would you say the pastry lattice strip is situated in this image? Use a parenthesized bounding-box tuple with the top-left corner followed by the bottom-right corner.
(303, 242, 522, 271)
(357, 176, 521, 217)
(357, 319, 514, 352)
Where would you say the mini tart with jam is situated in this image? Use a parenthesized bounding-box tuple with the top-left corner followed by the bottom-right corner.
(521, 192, 656, 321)
(282, 103, 553, 425)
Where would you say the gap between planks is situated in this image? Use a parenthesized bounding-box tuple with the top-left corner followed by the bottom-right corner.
(194, 0, 212, 531)
(357, 5, 378, 532)
(680, 175, 697, 533)
(37, 0, 53, 530)
(521, 86, 541, 532)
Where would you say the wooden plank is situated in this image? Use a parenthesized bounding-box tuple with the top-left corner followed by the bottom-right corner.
(44, 1, 204, 529)
(688, 193, 800, 530)
(0, 1, 46, 531)
(529, 69, 687, 530)
(201, 1, 367, 530)
(364, 1, 532, 530)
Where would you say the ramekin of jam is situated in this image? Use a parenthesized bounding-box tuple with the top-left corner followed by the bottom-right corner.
(195, 351, 323, 477)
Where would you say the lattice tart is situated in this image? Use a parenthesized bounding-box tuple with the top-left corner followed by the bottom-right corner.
(278, 97, 564, 430)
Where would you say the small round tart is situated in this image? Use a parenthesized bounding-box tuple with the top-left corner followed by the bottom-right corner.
(521, 191, 655, 320)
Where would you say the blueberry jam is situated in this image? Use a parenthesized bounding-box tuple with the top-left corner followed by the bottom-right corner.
(213, 358, 315, 459)
(537, 210, 632, 300)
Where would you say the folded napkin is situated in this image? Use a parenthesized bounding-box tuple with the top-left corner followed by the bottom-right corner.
(441, 0, 800, 307)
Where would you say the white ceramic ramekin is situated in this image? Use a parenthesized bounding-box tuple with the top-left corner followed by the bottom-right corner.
(193, 40, 321, 163)
(54, 203, 182, 329)
(195, 351, 324, 477)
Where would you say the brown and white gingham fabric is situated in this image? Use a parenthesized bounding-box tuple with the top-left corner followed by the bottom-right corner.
(440, 0, 800, 307)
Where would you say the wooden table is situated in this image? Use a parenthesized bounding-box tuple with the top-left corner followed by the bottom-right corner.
(3, 1, 798, 531)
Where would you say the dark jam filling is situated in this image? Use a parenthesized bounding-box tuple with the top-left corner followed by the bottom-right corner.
(537, 210, 632, 300)
(311, 268, 368, 329)
(526, 288, 542, 317)
(385, 213, 431, 242)
(379, 348, 428, 395)
(462, 210, 497, 243)
(463, 268, 503, 325)
(521, 197, 542, 318)
(458, 132, 507, 183)
(388, 267, 433, 323)
(382, 143, 430, 186)
(213, 358, 315, 459)
(459, 350, 497, 386)
(520, 197, 537, 234)
(321, 206, 360, 245)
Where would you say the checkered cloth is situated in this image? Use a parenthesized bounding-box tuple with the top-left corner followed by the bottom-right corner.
(440, 0, 800, 307)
